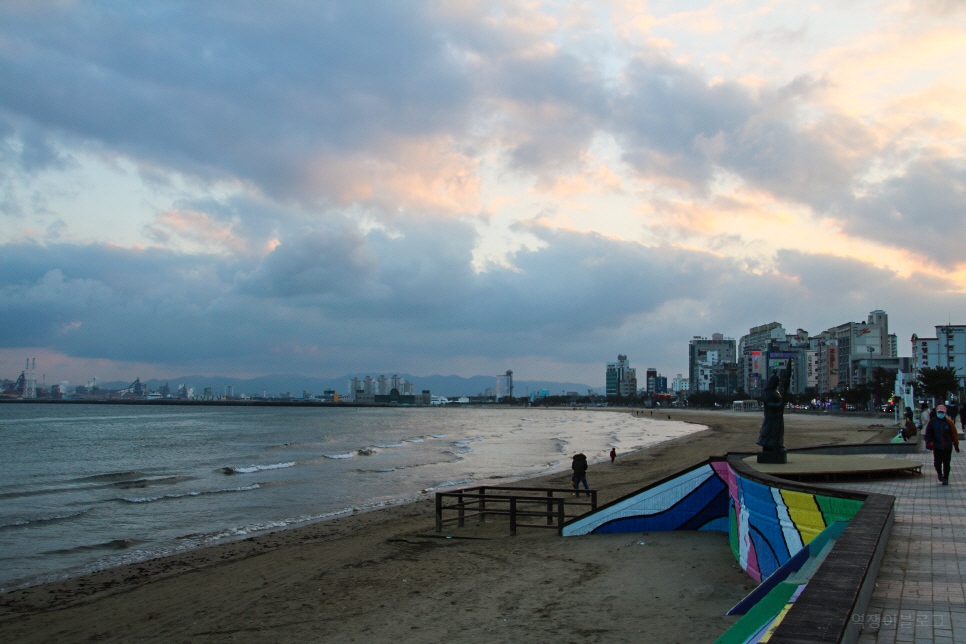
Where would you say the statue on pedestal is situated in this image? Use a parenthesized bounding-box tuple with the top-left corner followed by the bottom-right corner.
(757, 359, 791, 464)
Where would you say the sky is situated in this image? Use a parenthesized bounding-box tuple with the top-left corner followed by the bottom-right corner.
(1, 0, 965, 389)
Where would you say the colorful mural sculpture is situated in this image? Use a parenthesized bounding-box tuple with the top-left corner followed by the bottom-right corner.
(562, 457, 863, 583)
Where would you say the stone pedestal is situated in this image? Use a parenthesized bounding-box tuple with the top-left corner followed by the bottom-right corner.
(757, 450, 787, 464)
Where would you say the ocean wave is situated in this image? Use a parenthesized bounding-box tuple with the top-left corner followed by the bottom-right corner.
(220, 462, 295, 475)
(420, 478, 473, 493)
(44, 538, 148, 555)
(322, 452, 354, 459)
(0, 509, 91, 531)
(112, 475, 193, 489)
(402, 438, 424, 443)
(0, 474, 192, 500)
(74, 470, 146, 482)
(120, 483, 260, 503)
(0, 487, 74, 500)
(268, 442, 309, 450)
(185, 507, 359, 544)
(374, 442, 404, 448)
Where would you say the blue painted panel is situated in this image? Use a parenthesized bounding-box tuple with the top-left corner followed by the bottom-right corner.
(591, 469, 729, 534)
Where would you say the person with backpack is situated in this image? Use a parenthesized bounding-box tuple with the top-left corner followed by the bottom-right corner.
(571, 453, 589, 496)
(925, 404, 960, 485)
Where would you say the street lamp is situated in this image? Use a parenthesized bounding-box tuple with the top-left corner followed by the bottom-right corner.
(867, 346, 875, 410)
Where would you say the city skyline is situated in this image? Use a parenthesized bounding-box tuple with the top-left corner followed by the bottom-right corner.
(5, 308, 953, 396)
(1, 2, 965, 386)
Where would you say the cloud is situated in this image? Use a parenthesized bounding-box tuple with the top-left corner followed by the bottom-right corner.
(844, 155, 966, 267)
(0, 225, 739, 371)
(1, 1, 965, 386)
(0, 2, 474, 206)
(612, 54, 756, 189)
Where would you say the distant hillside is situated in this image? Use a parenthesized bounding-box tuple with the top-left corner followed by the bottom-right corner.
(96, 373, 602, 398)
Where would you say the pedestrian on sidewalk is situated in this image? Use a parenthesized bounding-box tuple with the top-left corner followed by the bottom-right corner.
(925, 404, 960, 485)
(947, 399, 960, 429)
(919, 402, 931, 430)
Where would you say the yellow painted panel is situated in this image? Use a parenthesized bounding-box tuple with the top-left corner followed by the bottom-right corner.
(779, 489, 825, 544)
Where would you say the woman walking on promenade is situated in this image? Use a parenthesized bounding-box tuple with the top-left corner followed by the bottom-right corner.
(925, 404, 960, 485)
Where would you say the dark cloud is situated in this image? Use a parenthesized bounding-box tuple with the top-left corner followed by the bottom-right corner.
(613, 61, 868, 210)
(492, 52, 610, 175)
(0, 2, 472, 200)
(773, 249, 899, 293)
(1, 2, 964, 383)
(237, 226, 378, 299)
(843, 157, 966, 267)
(2, 222, 962, 382)
(0, 225, 750, 374)
(612, 55, 755, 188)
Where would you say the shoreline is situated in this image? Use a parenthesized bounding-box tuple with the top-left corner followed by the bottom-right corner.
(0, 408, 894, 643)
(0, 407, 702, 594)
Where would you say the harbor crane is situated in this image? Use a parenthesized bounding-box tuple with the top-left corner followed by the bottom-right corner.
(495, 370, 513, 400)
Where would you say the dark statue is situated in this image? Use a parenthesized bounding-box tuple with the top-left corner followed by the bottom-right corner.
(757, 359, 791, 464)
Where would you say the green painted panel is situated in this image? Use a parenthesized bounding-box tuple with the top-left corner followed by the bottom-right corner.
(814, 496, 862, 524)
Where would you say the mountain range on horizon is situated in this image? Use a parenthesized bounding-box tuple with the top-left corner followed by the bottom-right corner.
(91, 373, 604, 399)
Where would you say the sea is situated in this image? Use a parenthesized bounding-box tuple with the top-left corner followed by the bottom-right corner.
(0, 404, 700, 592)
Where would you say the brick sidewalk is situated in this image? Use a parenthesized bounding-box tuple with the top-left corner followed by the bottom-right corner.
(823, 449, 966, 644)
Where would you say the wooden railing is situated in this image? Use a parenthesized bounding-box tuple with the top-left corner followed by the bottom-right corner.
(435, 485, 597, 535)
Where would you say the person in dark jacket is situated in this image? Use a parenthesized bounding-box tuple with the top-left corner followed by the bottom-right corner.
(571, 453, 589, 496)
(925, 404, 961, 485)
(901, 417, 918, 441)
(947, 400, 960, 427)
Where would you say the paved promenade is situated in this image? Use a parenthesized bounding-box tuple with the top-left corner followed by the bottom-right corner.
(824, 449, 965, 644)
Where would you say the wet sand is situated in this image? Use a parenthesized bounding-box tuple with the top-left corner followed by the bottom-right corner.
(0, 408, 893, 643)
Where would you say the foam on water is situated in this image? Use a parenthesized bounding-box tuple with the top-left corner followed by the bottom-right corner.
(222, 462, 295, 474)
(120, 483, 261, 503)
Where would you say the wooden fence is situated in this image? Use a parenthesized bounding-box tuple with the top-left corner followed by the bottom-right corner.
(435, 485, 597, 535)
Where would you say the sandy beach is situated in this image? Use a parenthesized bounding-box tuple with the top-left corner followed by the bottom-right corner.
(0, 408, 896, 643)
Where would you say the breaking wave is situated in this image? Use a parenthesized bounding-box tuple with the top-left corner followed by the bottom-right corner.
(0, 509, 91, 531)
(220, 462, 295, 475)
(120, 484, 260, 504)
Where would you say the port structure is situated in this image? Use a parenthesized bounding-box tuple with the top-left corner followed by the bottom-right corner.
(495, 370, 513, 401)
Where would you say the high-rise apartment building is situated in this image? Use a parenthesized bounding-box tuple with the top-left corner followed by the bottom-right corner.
(689, 334, 737, 393)
(671, 374, 689, 393)
(738, 322, 786, 396)
(912, 325, 966, 397)
(819, 310, 891, 390)
(606, 355, 638, 397)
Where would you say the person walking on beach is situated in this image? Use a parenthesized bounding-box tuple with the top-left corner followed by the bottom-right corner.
(609, 448, 616, 464)
(572, 453, 589, 496)
(925, 405, 960, 485)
